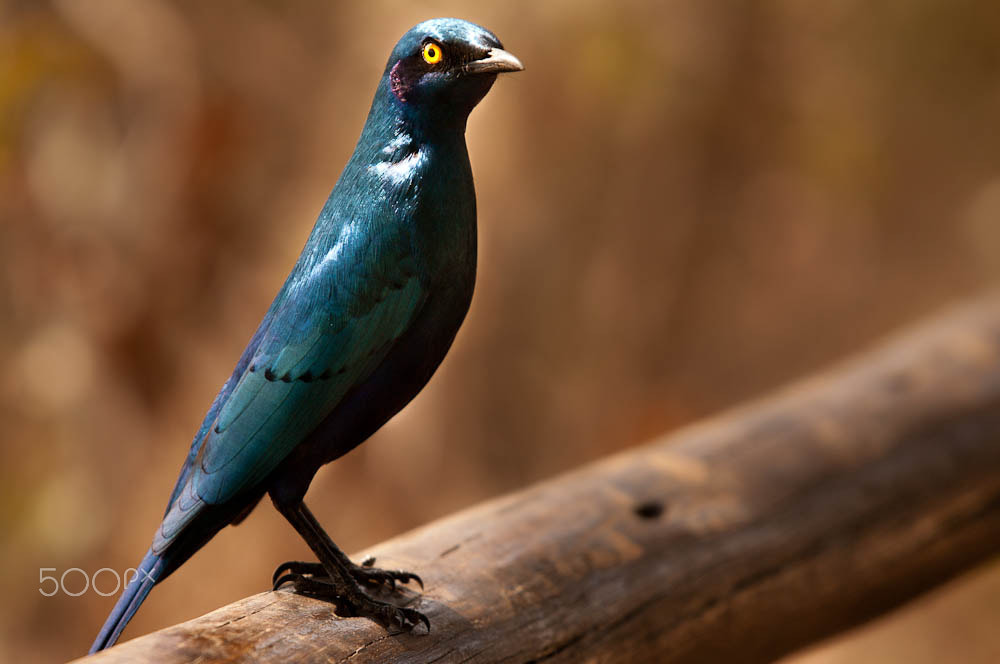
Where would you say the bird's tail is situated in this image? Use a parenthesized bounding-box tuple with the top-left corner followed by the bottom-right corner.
(89, 548, 165, 653)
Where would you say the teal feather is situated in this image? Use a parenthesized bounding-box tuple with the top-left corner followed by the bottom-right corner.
(93, 17, 521, 652)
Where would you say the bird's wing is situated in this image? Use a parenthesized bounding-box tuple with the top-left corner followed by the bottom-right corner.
(154, 215, 425, 552)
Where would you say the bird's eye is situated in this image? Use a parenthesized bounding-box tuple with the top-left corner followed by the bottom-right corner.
(422, 41, 444, 65)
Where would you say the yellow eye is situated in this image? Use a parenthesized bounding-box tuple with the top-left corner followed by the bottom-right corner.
(422, 42, 443, 65)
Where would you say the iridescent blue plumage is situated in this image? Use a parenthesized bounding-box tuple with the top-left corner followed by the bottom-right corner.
(91, 18, 522, 652)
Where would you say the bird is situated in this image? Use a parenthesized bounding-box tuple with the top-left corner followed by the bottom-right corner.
(90, 17, 522, 653)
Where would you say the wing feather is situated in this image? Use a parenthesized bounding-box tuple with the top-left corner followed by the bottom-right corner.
(153, 211, 425, 553)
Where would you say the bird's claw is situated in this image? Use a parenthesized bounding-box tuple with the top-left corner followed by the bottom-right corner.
(272, 560, 326, 588)
(353, 565, 424, 591)
(359, 597, 430, 634)
(386, 605, 431, 634)
(273, 572, 430, 633)
(271, 558, 422, 591)
(353, 556, 423, 590)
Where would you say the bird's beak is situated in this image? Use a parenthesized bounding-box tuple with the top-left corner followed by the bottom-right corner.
(464, 48, 524, 75)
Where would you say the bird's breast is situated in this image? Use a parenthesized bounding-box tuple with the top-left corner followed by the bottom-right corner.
(367, 148, 427, 186)
(353, 131, 477, 308)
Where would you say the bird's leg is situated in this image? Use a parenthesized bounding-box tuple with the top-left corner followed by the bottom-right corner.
(271, 503, 422, 590)
(271, 500, 429, 633)
(273, 538, 422, 591)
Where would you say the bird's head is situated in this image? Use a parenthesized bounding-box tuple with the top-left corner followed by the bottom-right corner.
(383, 18, 523, 128)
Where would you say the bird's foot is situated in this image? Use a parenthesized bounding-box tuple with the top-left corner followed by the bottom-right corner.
(273, 570, 429, 633)
(353, 556, 424, 590)
(272, 557, 423, 592)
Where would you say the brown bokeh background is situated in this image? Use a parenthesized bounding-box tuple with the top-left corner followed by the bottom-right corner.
(2, 1, 999, 662)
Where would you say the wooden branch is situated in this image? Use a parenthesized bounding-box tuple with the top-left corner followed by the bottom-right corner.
(78, 296, 1000, 664)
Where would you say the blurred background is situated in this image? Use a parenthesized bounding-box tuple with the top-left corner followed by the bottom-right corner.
(1, 1, 999, 662)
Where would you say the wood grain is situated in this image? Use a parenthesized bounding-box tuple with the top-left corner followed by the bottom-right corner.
(77, 296, 1000, 663)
